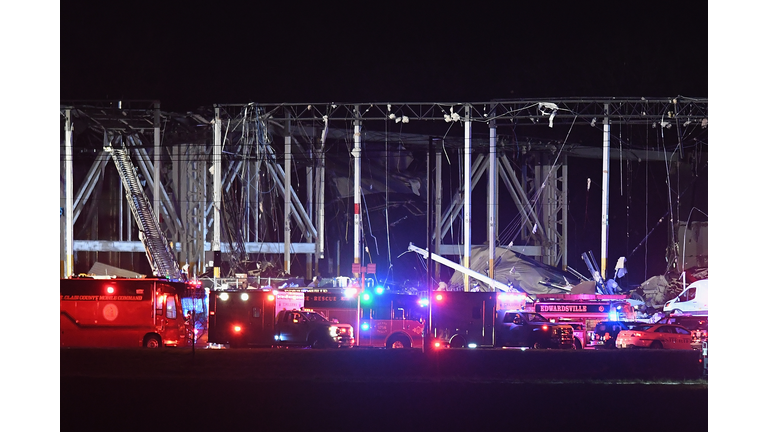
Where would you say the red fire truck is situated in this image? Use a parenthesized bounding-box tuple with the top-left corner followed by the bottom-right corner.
(60, 276, 195, 348)
(357, 291, 427, 348)
(291, 288, 427, 348)
(530, 294, 636, 349)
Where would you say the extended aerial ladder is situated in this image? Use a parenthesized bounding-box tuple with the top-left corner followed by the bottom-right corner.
(407, 243, 519, 293)
(106, 142, 186, 282)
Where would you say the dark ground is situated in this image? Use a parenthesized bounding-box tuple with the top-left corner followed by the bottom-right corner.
(61, 347, 707, 431)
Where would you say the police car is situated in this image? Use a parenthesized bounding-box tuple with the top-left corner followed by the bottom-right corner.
(615, 323, 693, 349)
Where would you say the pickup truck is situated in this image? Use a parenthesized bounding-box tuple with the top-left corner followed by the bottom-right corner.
(496, 311, 575, 349)
(275, 309, 354, 348)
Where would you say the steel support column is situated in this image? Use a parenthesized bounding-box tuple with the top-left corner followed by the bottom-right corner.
(353, 106, 362, 277)
(64, 109, 74, 278)
(284, 117, 292, 274)
(213, 107, 222, 278)
(601, 103, 610, 278)
(488, 116, 497, 281)
(463, 105, 472, 291)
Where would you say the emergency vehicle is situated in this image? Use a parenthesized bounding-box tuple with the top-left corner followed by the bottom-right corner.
(530, 294, 636, 349)
(615, 323, 693, 349)
(358, 291, 426, 348)
(207, 289, 354, 348)
(429, 290, 577, 349)
(60, 276, 195, 348)
(284, 287, 427, 349)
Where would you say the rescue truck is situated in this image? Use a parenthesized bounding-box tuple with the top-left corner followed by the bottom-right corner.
(430, 290, 575, 349)
(60, 276, 195, 348)
(207, 289, 354, 348)
(287, 287, 427, 349)
(530, 294, 637, 349)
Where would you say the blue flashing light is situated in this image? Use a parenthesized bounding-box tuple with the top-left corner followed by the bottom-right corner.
(362, 293, 371, 302)
(361, 322, 370, 331)
(375, 286, 384, 295)
(418, 298, 429, 307)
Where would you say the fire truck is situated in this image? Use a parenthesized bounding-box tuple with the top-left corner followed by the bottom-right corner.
(61, 143, 202, 349)
(207, 289, 354, 348)
(287, 287, 427, 349)
(530, 294, 636, 349)
(60, 276, 195, 348)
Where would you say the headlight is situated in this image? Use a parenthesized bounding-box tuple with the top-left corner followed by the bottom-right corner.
(329, 326, 338, 336)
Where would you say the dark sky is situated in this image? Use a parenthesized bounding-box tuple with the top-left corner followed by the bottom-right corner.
(61, 1, 708, 109)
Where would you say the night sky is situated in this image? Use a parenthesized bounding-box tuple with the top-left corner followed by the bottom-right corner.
(60, 1, 708, 107)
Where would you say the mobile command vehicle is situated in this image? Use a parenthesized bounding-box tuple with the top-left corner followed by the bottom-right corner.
(430, 291, 574, 349)
(663, 279, 708, 315)
(60, 277, 194, 348)
(207, 289, 353, 348)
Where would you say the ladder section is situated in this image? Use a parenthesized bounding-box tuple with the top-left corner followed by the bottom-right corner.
(107, 146, 183, 281)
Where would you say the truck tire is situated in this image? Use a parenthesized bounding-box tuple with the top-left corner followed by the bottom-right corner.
(531, 340, 545, 349)
(449, 335, 466, 348)
(573, 337, 583, 349)
(143, 334, 162, 348)
(309, 334, 329, 349)
(387, 335, 411, 349)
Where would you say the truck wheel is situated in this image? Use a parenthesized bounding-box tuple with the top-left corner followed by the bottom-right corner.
(388, 335, 411, 349)
(449, 336, 466, 348)
(650, 341, 663, 349)
(310, 335, 328, 349)
(144, 334, 162, 348)
(573, 338, 583, 349)
(531, 340, 545, 349)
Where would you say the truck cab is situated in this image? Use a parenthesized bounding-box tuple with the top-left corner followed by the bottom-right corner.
(275, 309, 353, 348)
(496, 311, 574, 349)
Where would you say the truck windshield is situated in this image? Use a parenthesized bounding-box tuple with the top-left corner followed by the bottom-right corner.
(526, 313, 549, 322)
(304, 312, 328, 322)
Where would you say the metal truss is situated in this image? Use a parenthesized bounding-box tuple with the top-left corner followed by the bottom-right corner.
(226, 97, 707, 126)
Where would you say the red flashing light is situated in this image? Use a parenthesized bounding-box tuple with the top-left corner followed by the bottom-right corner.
(436, 294, 444, 301)
(267, 294, 275, 301)
(106, 286, 115, 294)
(542, 325, 548, 331)
(234, 325, 242, 333)
(434, 342, 442, 348)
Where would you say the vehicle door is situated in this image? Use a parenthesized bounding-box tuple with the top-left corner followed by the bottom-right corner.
(280, 311, 306, 343)
(166, 293, 184, 342)
(499, 312, 527, 347)
(685, 287, 699, 310)
(672, 326, 693, 349)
